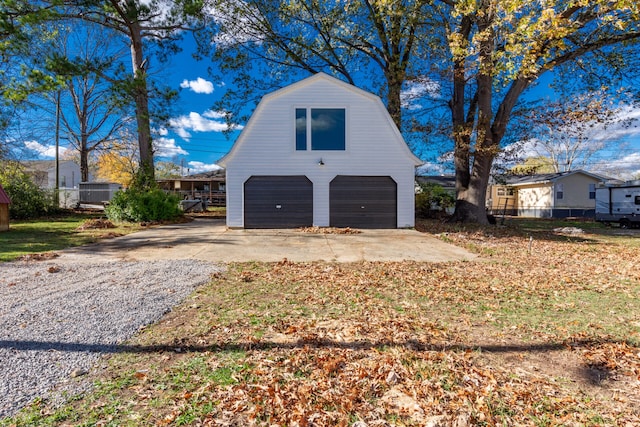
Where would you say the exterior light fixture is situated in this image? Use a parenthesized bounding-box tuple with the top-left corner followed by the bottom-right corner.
(318, 158, 325, 166)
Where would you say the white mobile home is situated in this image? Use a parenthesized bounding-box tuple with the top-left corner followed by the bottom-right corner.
(489, 171, 610, 218)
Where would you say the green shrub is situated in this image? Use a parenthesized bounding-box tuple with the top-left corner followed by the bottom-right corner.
(105, 187, 182, 222)
(0, 162, 57, 219)
(415, 182, 455, 219)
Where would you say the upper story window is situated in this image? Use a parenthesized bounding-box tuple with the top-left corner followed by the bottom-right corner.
(295, 108, 307, 151)
(295, 108, 345, 151)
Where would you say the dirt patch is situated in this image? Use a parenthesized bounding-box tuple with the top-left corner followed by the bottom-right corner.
(185, 210, 226, 219)
(15, 252, 60, 261)
(407, 314, 640, 413)
(97, 232, 124, 239)
(76, 219, 115, 230)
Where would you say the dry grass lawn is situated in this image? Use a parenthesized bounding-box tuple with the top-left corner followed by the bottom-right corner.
(4, 219, 640, 426)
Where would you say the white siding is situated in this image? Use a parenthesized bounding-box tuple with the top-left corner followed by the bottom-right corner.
(554, 174, 598, 209)
(222, 74, 421, 228)
(47, 161, 86, 188)
(517, 185, 553, 218)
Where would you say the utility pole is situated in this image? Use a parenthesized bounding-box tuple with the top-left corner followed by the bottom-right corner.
(54, 90, 61, 207)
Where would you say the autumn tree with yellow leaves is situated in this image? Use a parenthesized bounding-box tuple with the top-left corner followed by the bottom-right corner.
(211, 0, 640, 223)
(94, 139, 138, 187)
(444, 0, 640, 222)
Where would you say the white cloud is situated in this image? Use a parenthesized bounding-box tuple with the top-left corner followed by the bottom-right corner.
(135, 0, 187, 37)
(617, 153, 640, 179)
(401, 77, 441, 110)
(169, 111, 241, 141)
(209, 1, 266, 47)
(187, 161, 222, 174)
(180, 77, 214, 94)
(24, 140, 68, 158)
(202, 110, 225, 119)
(416, 153, 454, 176)
(500, 103, 640, 175)
(592, 152, 640, 181)
(154, 137, 188, 157)
(588, 105, 640, 143)
(416, 162, 449, 176)
(500, 139, 540, 163)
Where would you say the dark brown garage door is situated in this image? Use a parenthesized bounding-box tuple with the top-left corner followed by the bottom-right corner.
(330, 175, 397, 228)
(244, 176, 313, 228)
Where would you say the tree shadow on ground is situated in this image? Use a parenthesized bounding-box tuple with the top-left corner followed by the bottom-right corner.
(1, 336, 630, 387)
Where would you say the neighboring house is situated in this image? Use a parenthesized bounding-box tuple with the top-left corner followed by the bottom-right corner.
(487, 181, 518, 216)
(219, 72, 422, 229)
(415, 175, 456, 215)
(488, 170, 615, 218)
(415, 175, 456, 194)
(0, 183, 10, 232)
(22, 160, 88, 189)
(157, 171, 226, 206)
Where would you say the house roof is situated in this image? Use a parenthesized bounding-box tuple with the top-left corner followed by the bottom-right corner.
(21, 160, 78, 173)
(218, 72, 422, 167)
(187, 169, 225, 179)
(157, 177, 225, 183)
(498, 170, 613, 187)
(600, 179, 640, 188)
(416, 175, 456, 188)
(21, 160, 55, 172)
(0, 184, 11, 204)
(156, 169, 225, 183)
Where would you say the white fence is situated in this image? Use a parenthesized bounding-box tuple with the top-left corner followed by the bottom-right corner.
(57, 188, 79, 208)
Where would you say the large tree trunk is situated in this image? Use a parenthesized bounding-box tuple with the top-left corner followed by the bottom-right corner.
(80, 144, 89, 182)
(451, 153, 493, 224)
(79, 90, 89, 183)
(449, 6, 499, 224)
(386, 74, 403, 130)
(129, 21, 154, 187)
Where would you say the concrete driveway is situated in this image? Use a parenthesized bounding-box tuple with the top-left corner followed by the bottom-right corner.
(59, 218, 474, 263)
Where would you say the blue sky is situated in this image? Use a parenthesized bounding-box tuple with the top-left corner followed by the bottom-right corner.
(149, 42, 240, 174)
(154, 45, 640, 179)
(20, 35, 241, 176)
(22, 35, 640, 180)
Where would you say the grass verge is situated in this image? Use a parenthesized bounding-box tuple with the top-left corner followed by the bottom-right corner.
(0, 212, 143, 262)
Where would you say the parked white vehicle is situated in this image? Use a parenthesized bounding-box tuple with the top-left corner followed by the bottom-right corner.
(595, 181, 640, 228)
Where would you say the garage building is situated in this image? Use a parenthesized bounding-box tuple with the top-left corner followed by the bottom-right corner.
(218, 73, 422, 229)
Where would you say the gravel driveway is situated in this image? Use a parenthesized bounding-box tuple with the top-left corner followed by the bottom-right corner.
(0, 259, 221, 419)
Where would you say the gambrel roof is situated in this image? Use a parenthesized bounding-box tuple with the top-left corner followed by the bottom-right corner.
(219, 72, 422, 167)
